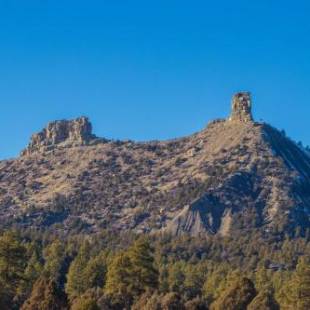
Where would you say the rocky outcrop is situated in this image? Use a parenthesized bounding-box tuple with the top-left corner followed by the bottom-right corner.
(1, 92, 309, 237)
(22, 117, 96, 155)
(165, 195, 224, 236)
(229, 92, 253, 122)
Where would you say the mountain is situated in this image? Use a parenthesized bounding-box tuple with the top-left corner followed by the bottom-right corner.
(0, 92, 309, 236)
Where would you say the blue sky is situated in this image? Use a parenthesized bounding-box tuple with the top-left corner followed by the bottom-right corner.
(1, 0, 310, 159)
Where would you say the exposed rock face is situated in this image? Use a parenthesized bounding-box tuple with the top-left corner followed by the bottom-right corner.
(1, 93, 309, 237)
(229, 92, 253, 122)
(22, 117, 96, 155)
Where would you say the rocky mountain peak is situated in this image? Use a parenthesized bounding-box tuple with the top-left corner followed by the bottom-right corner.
(2, 93, 309, 237)
(22, 116, 96, 155)
(229, 92, 253, 122)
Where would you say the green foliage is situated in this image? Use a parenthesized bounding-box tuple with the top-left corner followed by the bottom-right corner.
(43, 239, 67, 282)
(167, 261, 206, 300)
(66, 242, 90, 301)
(287, 256, 310, 310)
(132, 291, 184, 310)
(0, 231, 27, 308)
(21, 277, 67, 310)
(105, 238, 158, 307)
(131, 291, 161, 310)
(104, 251, 133, 307)
(18, 242, 44, 304)
(247, 288, 279, 310)
(210, 277, 256, 310)
(66, 242, 106, 301)
(161, 292, 184, 310)
(184, 297, 208, 310)
(295, 256, 310, 310)
(127, 237, 159, 294)
(255, 265, 271, 291)
(202, 263, 231, 303)
(71, 295, 100, 310)
(82, 253, 107, 291)
(0, 229, 308, 309)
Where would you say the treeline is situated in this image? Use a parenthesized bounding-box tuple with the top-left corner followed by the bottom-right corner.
(0, 229, 309, 309)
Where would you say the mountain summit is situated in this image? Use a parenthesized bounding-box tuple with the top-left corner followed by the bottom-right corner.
(0, 93, 309, 236)
(21, 116, 98, 156)
(229, 92, 253, 122)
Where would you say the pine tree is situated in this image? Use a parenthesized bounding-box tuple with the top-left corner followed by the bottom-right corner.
(292, 256, 310, 310)
(210, 277, 256, 310)
(82, 253, 106, 291)
(65, 242, 90, 301)
(66, 243, 106, 301)
(126, 238, 159, 296)
(104, 252, 133, 307)
(71, 294, 100, 310)
(202, 263, 230, 304)
(17, 242, 43, 305)
(248, 288, 280, 310)
(21, 277, 67, 310)
(168, 261, 186, 294)
(104, 238, 159, 307)
(43, 239, 67, 283)
(0, 231, 27, 307)
(255, 265, 270, 290)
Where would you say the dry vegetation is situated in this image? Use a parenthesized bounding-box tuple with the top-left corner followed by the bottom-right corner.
(0, 117, 309, 237)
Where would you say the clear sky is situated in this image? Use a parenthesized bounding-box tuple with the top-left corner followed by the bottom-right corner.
(1, 0, 310, 159)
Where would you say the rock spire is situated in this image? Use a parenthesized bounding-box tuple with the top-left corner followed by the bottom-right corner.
(229, 92, 253, 122)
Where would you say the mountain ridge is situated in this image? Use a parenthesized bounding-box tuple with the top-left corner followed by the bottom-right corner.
(0, 92, 309, 237)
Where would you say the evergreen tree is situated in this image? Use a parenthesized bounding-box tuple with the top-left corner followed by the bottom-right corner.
(66, 243, 106, 301)
(271, 269, 292, 308)
(21, 277, 67, 310)
(126, 238, 159, 296)
(168, 261, 186, 294)
(104, 252, 133, 307)
(82, 253, 107, 291)
(167, 261, 205, 300)
(184, 297, 208, 310)
(0, 282, 11, 310)
(161, 292, 184, 310)
(105, 238, 158, 307)
(17, 242, 44, 305)
(65, 242, 90, 301)
(202, 263, 230, 304)
(71, 295, 100, 310)
(43, 239, 67, 284)
(0, 231, 27, 307)
(248, 288, 280, 310)
(210, 277, 256, 310)
(290, 256, 310, 309)
(255, 265, 270, 290)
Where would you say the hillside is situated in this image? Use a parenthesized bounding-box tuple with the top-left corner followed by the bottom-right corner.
(0, 92, 309, 236)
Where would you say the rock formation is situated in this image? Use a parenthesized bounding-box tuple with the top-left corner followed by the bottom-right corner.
(1, 92, 309, 237)
(229, 92, 253, 122)
(22, 116, 96, 155)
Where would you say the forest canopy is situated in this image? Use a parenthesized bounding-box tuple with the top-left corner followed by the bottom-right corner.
(0, 229, 309, 309)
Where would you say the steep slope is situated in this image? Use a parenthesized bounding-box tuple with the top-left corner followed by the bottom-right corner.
(0, 93, 309, 236)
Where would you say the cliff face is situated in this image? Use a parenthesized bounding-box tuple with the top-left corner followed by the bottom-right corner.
(21, 117, 96, 155)
(0, 94, 309, 236)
